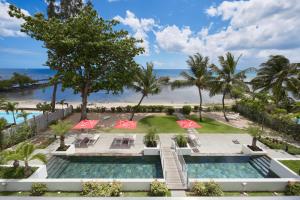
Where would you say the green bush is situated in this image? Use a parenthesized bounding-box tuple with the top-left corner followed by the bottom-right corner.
(144, 128, 158, 147)
(31, 183, 47, 196)
(182, 105, 192, 115)
(259, 137, 300, 155)
(110, 107, 115, 113)
(116, 106, 123, 112)
(191, 182, 223, 196)
(82, 182, 122, 197)
(150, 180, 168, 196)
(175, 134, 187, 147)
(193, 106, 199, 112)
(125, 105, 132, 112)
(166, 107, 175, 115)
(285, 182, 300, 196)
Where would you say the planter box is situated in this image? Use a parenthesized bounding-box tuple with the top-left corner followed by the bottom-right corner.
(176, 143, 192, 155)
(28, 165, 48, 179)
(51, 144, 75, 156)
(242, 144, 267, 156)
(143, 144, 160, 155)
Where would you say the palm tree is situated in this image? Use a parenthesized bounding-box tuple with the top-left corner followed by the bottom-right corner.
(4, 102, 18, 124)
(36, 102, 52, 114)
(129, 62, 169, 121)
(209, 52, 255, 121)
(251, 55, 300, 104)
(17, 110, 30, 123)
(247, 126, 261, 148)
(171, 53, 211, 121)
(5, 142, 47, 177)
(50, 120, 72, 149)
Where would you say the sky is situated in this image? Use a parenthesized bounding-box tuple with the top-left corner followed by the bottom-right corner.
(0, 0, 300, 69)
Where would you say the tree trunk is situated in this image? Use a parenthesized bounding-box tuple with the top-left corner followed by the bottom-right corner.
(222, 91, 229, 122)
(51, 82, 58, 112)
(12, 112, 16, 124)
(13, 160, 19, 168)
(252, 137, 257, 147)
(80, 84, 89, 120)
(130, 95, 145, 121)
(198, 87, 203, 122)
(60, 135, 65, 149)
(24, 161, 31, 177)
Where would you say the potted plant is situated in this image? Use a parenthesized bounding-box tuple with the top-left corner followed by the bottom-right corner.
(175, 134, 192, 155)
(144, 128, 160, 155)
(242, 126, 267, 155)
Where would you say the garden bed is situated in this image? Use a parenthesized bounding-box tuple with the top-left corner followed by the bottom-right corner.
(259, 137, 300, 155)
(0, 167, 37, 179)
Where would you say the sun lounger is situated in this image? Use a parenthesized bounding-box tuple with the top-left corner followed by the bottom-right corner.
(87, 134, 100, 146)
(74, 137, 90, 148)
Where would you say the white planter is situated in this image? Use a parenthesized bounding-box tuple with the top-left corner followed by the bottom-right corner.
(242, 144, 267, 156)
(176, 143, 192, 155)
(28, 165, 48, 179)
(51, 144, 75, 156)
(143, 144, 160, 155)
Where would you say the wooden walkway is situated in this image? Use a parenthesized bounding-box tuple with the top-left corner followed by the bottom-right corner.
(160, 135, 186, 190)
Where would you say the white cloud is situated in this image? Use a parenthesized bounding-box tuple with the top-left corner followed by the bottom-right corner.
(114, 10, 157, 55)
(0, 1, 30, 37)
(0, 47, 39, 55)
(155, 0, 300, 67)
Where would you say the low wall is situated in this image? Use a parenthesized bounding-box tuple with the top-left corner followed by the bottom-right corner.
(189, 178, 300, 192)
(0, 178, 164, 192)
(28, 165, 47, 179)
(143, 145, 160, 155)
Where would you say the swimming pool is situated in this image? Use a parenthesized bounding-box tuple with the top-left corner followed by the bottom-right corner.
(47, 156, 163, 179)
(185, 156, 279, 179)
(0, 111, 41, 124)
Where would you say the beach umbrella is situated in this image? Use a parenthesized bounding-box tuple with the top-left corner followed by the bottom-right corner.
(114, 120, 137, 129)
(73, 119, 99, 130)
(176, 119, 202, 129)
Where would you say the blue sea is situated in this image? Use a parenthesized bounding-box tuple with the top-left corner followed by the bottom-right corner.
(0, 68, 256, 104)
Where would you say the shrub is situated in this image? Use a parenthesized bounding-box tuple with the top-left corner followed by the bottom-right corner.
(116, 106, 123, 113)
(191, 182, 223, 196)
(175, 134, 187, 147)
(31, 183, 47, 196)
(110, 107, 115, 113)
(193, 106, 199, 112)
(285, 182, 300, 196)
(150, 180, 168, 196)
(182, 105, 192, 115)
(82, 182, 122, 197)
(166, 107, 175, 115)
(125, 105, 132, 112)
(144, 128, 158, 147)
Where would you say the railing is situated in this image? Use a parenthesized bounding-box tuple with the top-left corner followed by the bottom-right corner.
(174, 141, 189, 188)
(158, 139, 167, 180)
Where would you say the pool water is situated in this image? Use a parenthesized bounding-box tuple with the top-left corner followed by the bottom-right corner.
(185, 156, 278, 178)
(47, 156, 163, 179)
(0, 111, 41, 124)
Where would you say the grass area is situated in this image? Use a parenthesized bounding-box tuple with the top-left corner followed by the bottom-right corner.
(0, 167, 37, 179)
(102, 115, 185, 133)
(189, 115, 244, 133)
(280, 160, 300, 175)
(259, 137, 300, 155)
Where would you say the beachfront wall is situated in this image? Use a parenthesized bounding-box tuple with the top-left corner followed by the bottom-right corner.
(188, 178, 299, 192)
(0, 179, 164, 192)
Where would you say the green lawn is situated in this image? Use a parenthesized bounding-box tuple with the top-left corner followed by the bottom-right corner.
(102, 115, 185, 133)
(189, 115, 245, 133)
(280, 160, 300, 175)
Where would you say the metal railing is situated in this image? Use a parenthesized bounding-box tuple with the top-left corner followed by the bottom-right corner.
(158, 139, 167, 179)
(174, 141, 189, 188)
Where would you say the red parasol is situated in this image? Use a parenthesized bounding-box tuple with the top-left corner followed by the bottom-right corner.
(114, 120, 137, 129)
(176, 119, 202, 129)
(73, 120, 99, 130)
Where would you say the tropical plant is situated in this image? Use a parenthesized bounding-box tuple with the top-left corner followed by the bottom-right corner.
(36, 102, 52, 114)
(144, 128, 158, 147)
(150, 180, 169, 196)
(17, 110, 30, 123)
(191, 182, 223, 196)
(10, 72, 36, 88)
(5, 142, 47, 177)
(129, 62, 169, 120)
(82, 182, 121, 197)
(31, 183, 48, 196)
(209, 52, 255, 121)
(9, 4, 144, 120)
(4, 102, 18, 124)
(0, 118, 7, 150)
(172, 53, 212, 121)
(251, 55, 300, 104)
(182, 105, 192, 115)
(50, 120, 72, 150)
(175, 134, 187, 147)
(246, 126, 261, 148)
(57, 99, 68, 109)
(285, 182, 300, 196)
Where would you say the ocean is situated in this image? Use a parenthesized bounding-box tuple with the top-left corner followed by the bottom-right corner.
(0, 68, 256, 104)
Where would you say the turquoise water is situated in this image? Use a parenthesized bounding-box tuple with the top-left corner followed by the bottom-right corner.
(0, 111, 41, 124)
(47, 156, 163, 179)
(185, 156, 278, 179)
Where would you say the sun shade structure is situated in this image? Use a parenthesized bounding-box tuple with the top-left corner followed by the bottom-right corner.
(176, 119, 202, 129)
(114, 120, 137, 129)
(73, 120, 99, 130)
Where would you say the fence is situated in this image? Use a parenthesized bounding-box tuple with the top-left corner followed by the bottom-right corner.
(174, 141, 189, 188)
(158, 140, 167, 180)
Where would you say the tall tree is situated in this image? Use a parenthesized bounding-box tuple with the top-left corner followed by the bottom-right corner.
(210, 52, 254, 121)
(9, 5, 143, 120)
(129, 63, 169, 121)
(17, 110, 30, 123)
(171, 53, 211, 121)
(4, 102, 18, 124)
(251, 55, 300, 104)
